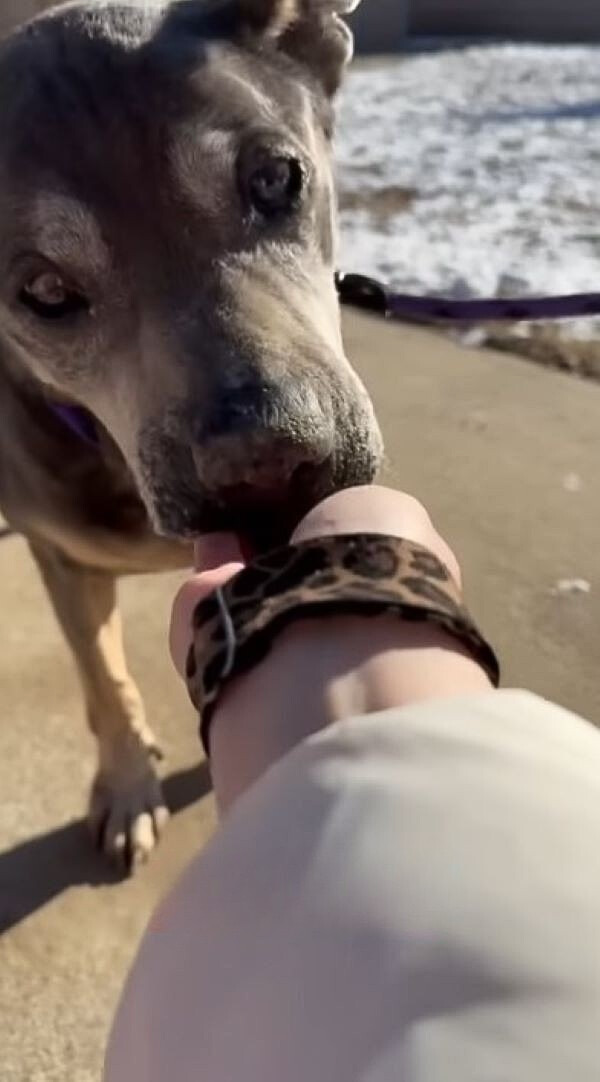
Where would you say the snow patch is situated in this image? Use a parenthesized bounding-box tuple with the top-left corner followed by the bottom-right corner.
(336, 46, 600, 344)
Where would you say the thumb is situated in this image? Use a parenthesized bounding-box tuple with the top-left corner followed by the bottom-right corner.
(170, 554, 245, 680)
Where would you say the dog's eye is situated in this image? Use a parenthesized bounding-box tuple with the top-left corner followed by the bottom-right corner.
(19, 271, 89, 321)
(245, 153, 304, 217)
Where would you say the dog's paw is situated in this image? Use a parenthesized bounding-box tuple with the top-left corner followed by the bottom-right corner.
(88, 743, 169, 873)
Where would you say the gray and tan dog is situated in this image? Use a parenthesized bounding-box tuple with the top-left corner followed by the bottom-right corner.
(0, 0, 382, 868)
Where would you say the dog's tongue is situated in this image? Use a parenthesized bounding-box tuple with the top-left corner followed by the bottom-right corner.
(193, 533, 252, 573)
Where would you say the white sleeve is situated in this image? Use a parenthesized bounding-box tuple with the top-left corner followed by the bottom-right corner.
(105, 690, 600, 1082)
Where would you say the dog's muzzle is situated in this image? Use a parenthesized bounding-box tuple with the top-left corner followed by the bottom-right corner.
(187, 378, 378, 545)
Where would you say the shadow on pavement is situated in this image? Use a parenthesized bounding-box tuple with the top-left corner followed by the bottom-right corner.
(0, 761, 212, 934)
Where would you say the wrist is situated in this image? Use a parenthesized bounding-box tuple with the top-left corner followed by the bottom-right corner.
(324, 618, 492, 716)
(210, 613, 491, 814)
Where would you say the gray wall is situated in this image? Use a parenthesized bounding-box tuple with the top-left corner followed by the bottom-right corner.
(351, 0, 600, 51)
(411, 0, 600, 39)
(349, 0, 409, 54)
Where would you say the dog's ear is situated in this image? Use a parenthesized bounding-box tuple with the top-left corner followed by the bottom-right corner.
(240, 0, 360, 96)
(165, 1, 359, 96)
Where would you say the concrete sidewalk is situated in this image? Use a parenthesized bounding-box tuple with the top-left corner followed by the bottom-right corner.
(1, 309, 599, 1080)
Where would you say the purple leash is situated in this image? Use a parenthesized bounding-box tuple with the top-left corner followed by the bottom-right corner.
(335, 272, 600, 324)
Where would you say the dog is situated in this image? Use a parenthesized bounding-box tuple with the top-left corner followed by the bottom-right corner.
(0, 0, 382, 870)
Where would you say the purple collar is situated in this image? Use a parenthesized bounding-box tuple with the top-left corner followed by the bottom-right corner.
(50, 402, 99, 446)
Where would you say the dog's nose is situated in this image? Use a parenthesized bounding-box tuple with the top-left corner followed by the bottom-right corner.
(192, 430, 327, 493)
(192, 383, 334, 494)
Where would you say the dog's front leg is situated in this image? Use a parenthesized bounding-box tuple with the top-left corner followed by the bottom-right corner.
(29, 541, 169, 871)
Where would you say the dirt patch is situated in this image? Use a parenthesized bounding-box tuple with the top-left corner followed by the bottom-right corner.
(338, 185, 416, 224)
(481, 324, 600, 382)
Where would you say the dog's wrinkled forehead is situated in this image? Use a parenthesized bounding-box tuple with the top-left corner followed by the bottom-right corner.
(0, 4, 322, 205)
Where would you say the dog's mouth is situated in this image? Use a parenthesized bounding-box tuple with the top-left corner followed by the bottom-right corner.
(150, 452, 347, 556)
(45, 396, 380, 557)
(181, 474, 333, 555)
(45, 397, 335, 554)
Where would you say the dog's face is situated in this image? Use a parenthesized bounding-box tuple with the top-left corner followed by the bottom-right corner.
(0, 0, 382, 543)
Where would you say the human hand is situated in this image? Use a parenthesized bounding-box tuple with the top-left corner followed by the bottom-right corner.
(170, 485, 490, 812)
(170, 485, 462, 680)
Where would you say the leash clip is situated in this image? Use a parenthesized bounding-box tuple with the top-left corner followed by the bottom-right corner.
(335, 272, 389, 316)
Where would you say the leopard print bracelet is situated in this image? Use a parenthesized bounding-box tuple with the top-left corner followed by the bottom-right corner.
(185, 534, 500, 756)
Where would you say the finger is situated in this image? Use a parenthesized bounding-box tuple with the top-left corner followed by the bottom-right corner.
(291, 485, 462, 587)
(169, 561, 244, 679)
(291, 486, 428, 541)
